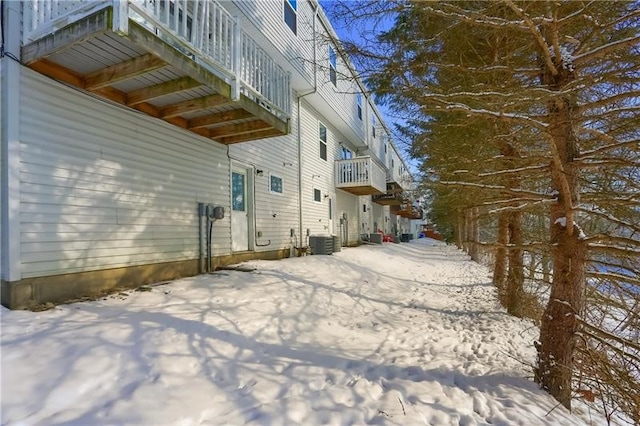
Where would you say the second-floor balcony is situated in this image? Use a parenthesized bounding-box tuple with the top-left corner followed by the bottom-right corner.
(335, 156, 386, 196)
(372, 182, 404, 206)
(394, 203, 424, 220)
(21, 0, 290, 144)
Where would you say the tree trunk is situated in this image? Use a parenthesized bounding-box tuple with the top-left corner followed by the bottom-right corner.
(527, 253, 536, 280)
(505, 211, 525, 317)
(468, 208, 480, 262)
(455, 209, 464, 249)
(535, 63, 586, 410)
(493, 212, 509, 299)
(472, 207, 480, 262)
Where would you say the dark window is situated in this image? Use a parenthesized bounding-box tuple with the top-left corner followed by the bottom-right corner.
(329, 198, 332, 220)
(270, 175, 283, 194)
(329, 47, 337, 86)
(232, 172, 245, 211)
(356, 93, 362, 120)
(340, 146, 352, 160)
(371, 115, 376, 138)
(284, 0, 297, 35)
(314, 188, 322, 202)
(363, 204, 367, 213)
(319, 123, 327, 161)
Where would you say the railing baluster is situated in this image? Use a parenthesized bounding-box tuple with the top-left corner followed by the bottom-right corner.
(190, 0, 198, 46)
(37, 0, 43, 30)
(172, 0, 178, 34)
(181, 0, 187, 38)
(203, 1, 210, 56)
(51, 0, 58, 20)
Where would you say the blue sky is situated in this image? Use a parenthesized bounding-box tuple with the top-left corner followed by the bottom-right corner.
(319, 1, 420, 177)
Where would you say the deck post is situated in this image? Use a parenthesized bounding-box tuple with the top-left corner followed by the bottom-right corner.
(112, 0, 129, 35)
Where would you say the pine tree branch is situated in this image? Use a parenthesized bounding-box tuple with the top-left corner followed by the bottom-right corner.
(577, 319, 640, 359)
(574, 35, 640, 66)
(439, 180, 554, 199)
(503, 0, 558, 76)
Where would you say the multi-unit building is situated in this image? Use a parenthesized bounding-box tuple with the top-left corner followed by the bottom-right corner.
(0, 0, 420, 309)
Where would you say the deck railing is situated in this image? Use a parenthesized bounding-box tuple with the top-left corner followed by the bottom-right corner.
(335, 156, 386, 193)
(22, 0, 291, 119)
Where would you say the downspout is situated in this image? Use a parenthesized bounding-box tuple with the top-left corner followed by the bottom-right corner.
(297, 0, 319, 253)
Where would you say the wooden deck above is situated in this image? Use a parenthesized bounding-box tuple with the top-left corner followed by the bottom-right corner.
(372, 182, 404, 205)
(393, 203, 424, 220)
(21, 6, 289, 145)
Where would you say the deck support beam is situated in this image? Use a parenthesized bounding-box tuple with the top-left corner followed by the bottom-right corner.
(127, 77, 202, 106)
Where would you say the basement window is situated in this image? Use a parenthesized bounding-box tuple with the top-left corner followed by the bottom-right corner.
(270, 174, 283, 194)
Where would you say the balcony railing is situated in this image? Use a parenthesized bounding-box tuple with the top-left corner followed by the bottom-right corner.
(335, 156, 386, 195)
(22, 0, 291, 119)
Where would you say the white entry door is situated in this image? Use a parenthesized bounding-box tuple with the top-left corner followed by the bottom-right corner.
(231, 166, 250, 251)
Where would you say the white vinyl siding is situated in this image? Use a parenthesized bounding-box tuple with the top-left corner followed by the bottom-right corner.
(19, 69, 231, 278)
(359, 196, 372, 237)
(0, 61, 3, 279)
(0, 62, 3, 279)
(228, 91, 299, 251)
(389, 144, 406, 184)
(371, 203, 384, 234)
(336, 189, 359, 246)
(299, 101, 341, 236)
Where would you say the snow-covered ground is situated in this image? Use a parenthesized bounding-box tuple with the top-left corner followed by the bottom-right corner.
(1, 239, 604, 425)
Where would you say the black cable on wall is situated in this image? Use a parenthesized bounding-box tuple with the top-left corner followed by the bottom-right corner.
(1, 0, 21, 61)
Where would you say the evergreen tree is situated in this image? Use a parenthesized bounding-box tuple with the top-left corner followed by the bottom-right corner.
(328, 0, 639, 416)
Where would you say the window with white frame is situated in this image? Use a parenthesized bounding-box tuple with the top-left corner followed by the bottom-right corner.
(269, 174, 283, 194)
(356, 93, 362, 120)
(314, 188, 322, 202)
(371, 115, 376, 139)
(329, 46, 337, 86)
(284, 0, 296, 35)
(319, 122, 327, 161)
(340, 145, 352, 160)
